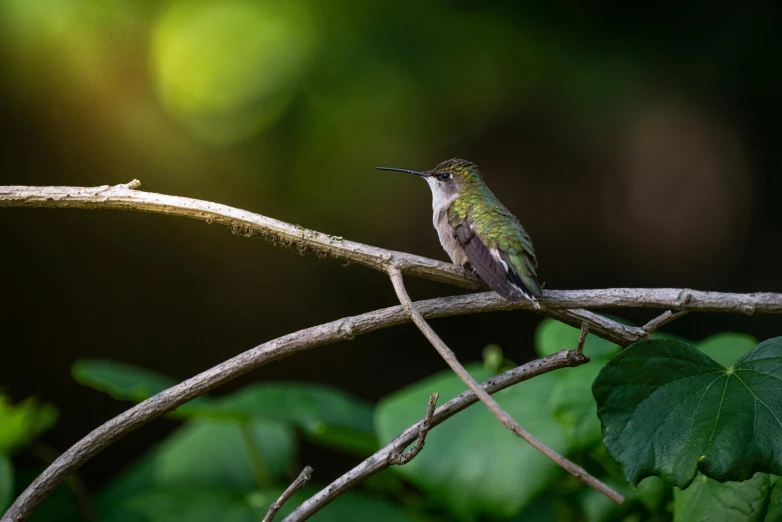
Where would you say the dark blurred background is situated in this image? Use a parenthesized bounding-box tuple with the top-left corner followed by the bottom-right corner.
(1, 0, 781, 491)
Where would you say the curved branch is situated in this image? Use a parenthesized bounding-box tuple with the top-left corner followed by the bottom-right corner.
(283, 349, 589, 521)
(0, 181, 479, 290)
(2, 182, 779, 340)
(2, 183, 779, 314)
(388, 268, 623, 504)
(0, 293, 626, 522)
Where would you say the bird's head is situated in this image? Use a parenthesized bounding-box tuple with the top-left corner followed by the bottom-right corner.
(376, 158, 483, 200)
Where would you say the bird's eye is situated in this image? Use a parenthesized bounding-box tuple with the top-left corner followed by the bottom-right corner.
(439, 172, 451, 181)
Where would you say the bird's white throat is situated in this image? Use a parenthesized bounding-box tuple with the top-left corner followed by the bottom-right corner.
(425, 177, 466, 266)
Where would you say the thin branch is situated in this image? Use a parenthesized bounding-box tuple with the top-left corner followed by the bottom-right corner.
(1, 183, 780, 316)
(26, 443, 95, 522)
(0, 182, 479, 290)
(283, 349, 589, 521)
(0, 293, 631, 522)
(387, 268, 624, 505)
(642, 310, 691, 333)
(264, 466, 313, 522)
(577, 322, 589, 355)
(388, 393, 439, 466)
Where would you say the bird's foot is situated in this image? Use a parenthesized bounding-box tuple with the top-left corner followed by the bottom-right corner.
(462, 264, 478, 277)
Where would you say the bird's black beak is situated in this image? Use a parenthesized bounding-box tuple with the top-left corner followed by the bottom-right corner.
(375, 166, 429, 177)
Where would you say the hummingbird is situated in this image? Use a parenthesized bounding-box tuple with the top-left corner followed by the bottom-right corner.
(377, 159, 542, 305)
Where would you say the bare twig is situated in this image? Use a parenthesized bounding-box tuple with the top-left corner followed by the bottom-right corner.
(26, 443, 95, 522)
(642, 310, 691, 333)
(283, 349, 589, 521)
(388, 392, 439, 466)
(577, 322, 590, 355)
(387, 268, 624, 505)
(264, 466, 314, 522)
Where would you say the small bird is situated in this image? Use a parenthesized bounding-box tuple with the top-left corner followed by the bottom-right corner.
(377, 159, 542, 305)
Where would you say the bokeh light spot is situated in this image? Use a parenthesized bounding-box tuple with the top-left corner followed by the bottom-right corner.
(152, 0, 314, 144)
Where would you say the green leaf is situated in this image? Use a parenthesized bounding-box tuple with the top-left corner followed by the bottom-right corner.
(108, 488, 263, 522)
(73, 360, 376, 454)
(579, 475, 668, 522)
(72, 360, 217, 418)
(98, 418, 296, 511)
(215, 383, 377, 455)
(535, 318, 620, 359)
(153, 420, 294, 490)
(375, 364, 568, 520)
(546, 328, 757, 452)
(549, 363, 606, 450)
(72, 359, 175, 400)
(593, 337, 782, 488)
(103, 486, 431, 522)
(536, 319, 620, 449)
(0, 395, 58, 454)
(0, 454, 12, 513)
(674, 473, 779, 522)
(766, 475, 782, 522)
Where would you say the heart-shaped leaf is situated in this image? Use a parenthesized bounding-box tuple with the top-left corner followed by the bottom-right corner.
(375, 364, 567, 520)
(593, 337, 782, 488)
(674, 473, 782, 522)
(548, 329, 757, 452)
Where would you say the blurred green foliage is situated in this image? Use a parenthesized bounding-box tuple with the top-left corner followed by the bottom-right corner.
(152, 1, 315, 144)
(376, 361, 567, 520)
(674, 473, 781, 522)
(0, 396, 57, 455)
(0, 455, 12, 514)
(6, 320, 778, 521)
(0, 0, 670, 225)
(0, 395, 57, 513)
(72, 361, 377, 456)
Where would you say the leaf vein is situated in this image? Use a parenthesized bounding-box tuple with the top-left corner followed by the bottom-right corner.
(681, 374, 729, 453)
(704, 375, 731, 457)
(733, 373, 782, 430)
(736, 367, 782, 383)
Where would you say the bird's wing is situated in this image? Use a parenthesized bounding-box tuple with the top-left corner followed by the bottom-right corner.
(499, 235, 541, 299)
(484, 206, 542, 299)
(452, 215, 523, 302)
(451, 206, 541, 300)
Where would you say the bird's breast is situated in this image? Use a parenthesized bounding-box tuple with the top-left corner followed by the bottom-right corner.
(432, 198, 468, 266)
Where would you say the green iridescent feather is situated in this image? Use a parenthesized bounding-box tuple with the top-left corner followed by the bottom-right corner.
(441, 160, 541, 297)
